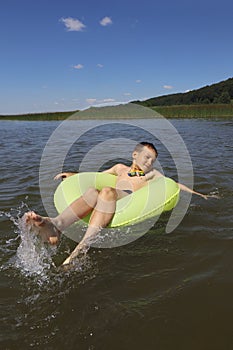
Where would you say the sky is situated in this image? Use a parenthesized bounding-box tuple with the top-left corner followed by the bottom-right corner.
(1, 0, 233, 114)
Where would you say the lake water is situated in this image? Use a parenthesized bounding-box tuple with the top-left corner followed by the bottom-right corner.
(0, 118, 233, 350)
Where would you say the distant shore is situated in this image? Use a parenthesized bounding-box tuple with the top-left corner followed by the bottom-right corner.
(153, 104, 233, 118)
(0, 104, 233, 120)
(0, 110, 77, 121)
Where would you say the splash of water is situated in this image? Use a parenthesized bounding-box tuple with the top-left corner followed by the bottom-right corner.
(2, 205, 97, 282)
(1, 204, 56, 282)
(16, 215, 57, 281)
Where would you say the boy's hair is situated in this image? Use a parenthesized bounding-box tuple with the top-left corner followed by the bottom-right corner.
(134, 142, 158, 156)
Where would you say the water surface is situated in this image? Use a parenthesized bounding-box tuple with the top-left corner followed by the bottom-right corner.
(0, 119, 233, 350)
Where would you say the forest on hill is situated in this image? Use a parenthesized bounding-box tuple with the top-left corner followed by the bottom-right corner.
(133, 77, 233, 107)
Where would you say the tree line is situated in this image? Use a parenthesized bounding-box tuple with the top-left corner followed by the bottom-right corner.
(133, 77, 233, 106)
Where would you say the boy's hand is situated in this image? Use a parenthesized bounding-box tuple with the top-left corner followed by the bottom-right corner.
(200, 193, 220, 200)
(54, 172, 77, 180)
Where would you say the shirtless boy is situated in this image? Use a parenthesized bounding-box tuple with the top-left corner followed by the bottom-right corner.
(24, 142, 210, 265)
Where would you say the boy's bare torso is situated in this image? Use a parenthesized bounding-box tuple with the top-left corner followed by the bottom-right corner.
(110, 164, 162, 193)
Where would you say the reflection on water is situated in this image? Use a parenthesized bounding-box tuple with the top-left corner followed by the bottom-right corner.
(0, 119, 233, 349)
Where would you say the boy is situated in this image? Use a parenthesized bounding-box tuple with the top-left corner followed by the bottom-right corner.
(24, 142, 210, 265)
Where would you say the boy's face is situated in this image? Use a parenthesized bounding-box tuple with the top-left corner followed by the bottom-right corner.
(132, 146, 157, 172)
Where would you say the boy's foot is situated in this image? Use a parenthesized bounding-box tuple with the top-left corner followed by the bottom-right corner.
(23, 211, 61, 245)
(62, 242, 87, 265)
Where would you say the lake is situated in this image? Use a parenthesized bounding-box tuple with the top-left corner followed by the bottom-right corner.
(0, 118, 233, 350)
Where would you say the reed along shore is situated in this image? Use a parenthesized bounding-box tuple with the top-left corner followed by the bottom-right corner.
(0, 104, 233, 120)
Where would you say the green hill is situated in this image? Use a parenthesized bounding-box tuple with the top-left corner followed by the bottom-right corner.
(133, 77, 233, 107)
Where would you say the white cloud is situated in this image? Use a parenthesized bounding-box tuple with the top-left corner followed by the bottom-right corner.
(73, 64, 84, 69)
(100, 16, 112, 26)
(101, 98, 115, 103)
(97, 63, 104, 68)
(60, 17, 86, 31)
(85, 98, 116, 106)
(136, 80, 142, 83)
(86, 98, 97, 104)
(163, 85, 173, 90)
(124, 92, 131, 96)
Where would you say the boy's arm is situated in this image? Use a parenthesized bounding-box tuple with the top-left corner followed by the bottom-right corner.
(148, 170, 217, 200)
(177, 183, 213, 200)
(55, 164, 123, 180)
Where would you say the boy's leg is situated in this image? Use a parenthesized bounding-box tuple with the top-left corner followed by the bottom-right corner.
(24, 187, 99, 243)
(53, 187, 99, 230)
(62, 186, 118, 265)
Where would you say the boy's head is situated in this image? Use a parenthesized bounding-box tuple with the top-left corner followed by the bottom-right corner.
(133, 142, 158, 157)
(132, 142, 158, 173)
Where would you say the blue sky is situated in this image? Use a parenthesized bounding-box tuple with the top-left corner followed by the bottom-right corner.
(1, 0, 233, 114)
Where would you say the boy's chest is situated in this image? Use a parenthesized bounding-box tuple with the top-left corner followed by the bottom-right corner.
(116, 170, 147, 189)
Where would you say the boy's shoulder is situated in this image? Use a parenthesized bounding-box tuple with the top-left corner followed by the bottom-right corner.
(116, 163, 128, 169)
(103, 163, 129, 176)
(114, 163, 129, 173)
(145, 168, 164, 180)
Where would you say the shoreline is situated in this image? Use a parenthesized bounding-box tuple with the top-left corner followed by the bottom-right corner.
(0, 104, 233, 120)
